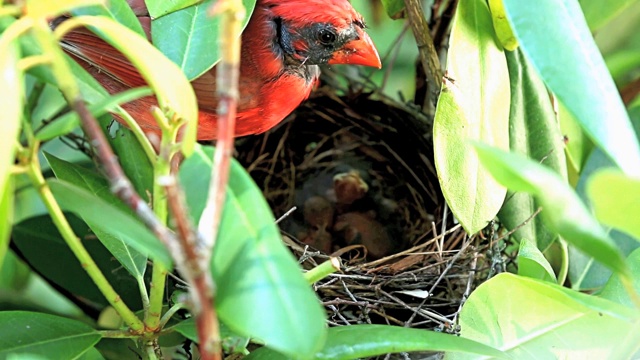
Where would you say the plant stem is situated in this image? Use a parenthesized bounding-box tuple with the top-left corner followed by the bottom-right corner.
(304, 257, 341, 284)
(25, 153, 144, 333)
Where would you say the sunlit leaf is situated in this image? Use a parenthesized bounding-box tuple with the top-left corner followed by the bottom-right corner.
(474, 143, 629, 278)
(570, 147, 640, 290)
(587, 170, 640, 241)
(448, 273, 640, 359)
(152, 0, 257, 80)
(24, 0, 104, 19)
(517, 237, 556, 283)
(247, 325, 508, 360)
(180, 145, 327, 357)
(601, 247, 640, 308)
(434, 0, 510, 234)
(502, 0, 640, 177)
(0, 31, 22, 210)
(488, 0, 518, 50)
(0, 311, 101, 358)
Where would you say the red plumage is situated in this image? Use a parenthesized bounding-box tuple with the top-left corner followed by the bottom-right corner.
(60, 0, 381, 140)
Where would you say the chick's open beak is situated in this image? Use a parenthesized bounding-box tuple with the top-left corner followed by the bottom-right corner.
(329, 29, 381, 69)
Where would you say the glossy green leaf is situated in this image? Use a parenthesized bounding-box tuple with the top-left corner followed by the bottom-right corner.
(559, 101, 593, 186)
(45, 154, 147, 279)
(152, 0, 257, 80)
(474, 143, 629, 278)
(179, 145, 327, 358)
(24, 0, 104, 19)
(502, 0, 640, 177)
(247, 325, 508, 360)
(580, 0, 638, 31)
(36, 87, 152, 141)
(601, 247, 640, 308)
(12, 214, 143, 309)
(48, 179, 171, 267)
(449, 273, 640, 359)
(66, 15, 198, 155)
(146, 0, 202, 19)
(587, 170, 640, 241)
(498, 50, 565, 253)
(0, 311, 101, 358)
(517, 237, 556, 283)
(71, 0, 145, 38)
(433, 0, 510, 234)
(0, 32, 22, 209)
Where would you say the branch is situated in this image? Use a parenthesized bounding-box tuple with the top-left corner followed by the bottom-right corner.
(403, 0, 443, 95)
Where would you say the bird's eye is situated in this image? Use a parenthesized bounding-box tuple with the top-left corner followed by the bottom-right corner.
(318, 29, 336, 45)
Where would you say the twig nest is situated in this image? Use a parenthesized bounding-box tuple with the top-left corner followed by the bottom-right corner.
(236, 86, 441, 264)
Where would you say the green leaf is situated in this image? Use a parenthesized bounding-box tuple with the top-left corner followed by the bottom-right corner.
(152, 0, 257, 80)
(448, 273, 640, 359)
(46, 153, 147, 279)
(498, 49, 566, 253)
(502, 0, 640, 177)
(0, 311, 101, 358)
(12, 214, 143, 309)
(569, 147, 640, 290)
(517, 237, 556, 283)
(71, 0, 146, 38)
(380, 0, 405, 18)
(48, 179, 171, 267)
(146, 0, 202, 19)
(36, 87, 153, 141)
(106, 123, 153, 203)
(474, 143, 630, 278)
(66, 15, 198, 155)
(433, 0, 510, 234)
(587, 170, 640, 241)
(580, 0, 638, 31)
(179, 145, 327, 358)
(0, 177, 13, 271)
(24, 0, 104, 19)
(488, 0, 519, 51)
(247, 325, 508, 360)
(0, 30, 23, 210)
(601, 247, 640, 308)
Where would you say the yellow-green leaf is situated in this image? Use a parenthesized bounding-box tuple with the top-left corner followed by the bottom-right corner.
(433, 0, 510, 234)
(488, 0, 519, 51)
(25, 0, 105, 19)
(587, 170, 640, 241)
(0, 33, 22, 203)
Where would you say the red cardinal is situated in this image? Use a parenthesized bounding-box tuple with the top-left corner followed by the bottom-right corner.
(60, 0, 381, 140)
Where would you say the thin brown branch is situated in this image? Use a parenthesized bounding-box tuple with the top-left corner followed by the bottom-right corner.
(403, 0, 443, 95)
(72, 99, 184, 261)
(164, 178, 220, 358)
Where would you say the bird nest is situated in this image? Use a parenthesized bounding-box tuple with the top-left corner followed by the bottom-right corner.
(235, 81, 487, 332)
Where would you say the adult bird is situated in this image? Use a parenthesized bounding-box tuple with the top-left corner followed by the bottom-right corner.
(60, 0, 381, 140)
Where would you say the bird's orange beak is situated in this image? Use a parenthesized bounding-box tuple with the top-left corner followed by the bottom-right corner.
(329, 30, 382, 69)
